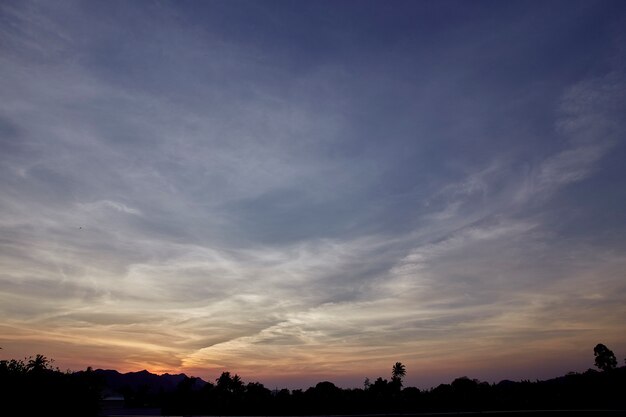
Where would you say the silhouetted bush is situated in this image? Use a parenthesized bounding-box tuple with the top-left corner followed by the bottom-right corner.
(0, 355, 102, 416)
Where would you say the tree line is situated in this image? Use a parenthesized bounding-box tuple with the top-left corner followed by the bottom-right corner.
(159, 348, 626, 415)
(0, 354, 101, 416)
(0, 343, 624, 416)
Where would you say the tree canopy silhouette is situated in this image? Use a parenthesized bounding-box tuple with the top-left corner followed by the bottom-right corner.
(216, 371, 244, 393)
(594, 343, 618, 371)
(0, 354, 102, 416)
(391, 361, 406, 387)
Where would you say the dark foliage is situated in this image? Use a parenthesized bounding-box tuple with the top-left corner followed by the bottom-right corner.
(2, 344, 625, 416)
(391, 361, 406, 387)
(155, 366, 626, 415)
(0, 355, 102, 416)
(595, 343, 618, 372)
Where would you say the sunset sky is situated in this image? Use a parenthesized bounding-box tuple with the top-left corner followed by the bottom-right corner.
(1, 0, 626, 389)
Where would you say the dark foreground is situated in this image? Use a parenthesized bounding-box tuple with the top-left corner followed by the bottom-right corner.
(101, 412, 626, 417)
(3, 355, 626, 417)
(386, 411, 626, 417)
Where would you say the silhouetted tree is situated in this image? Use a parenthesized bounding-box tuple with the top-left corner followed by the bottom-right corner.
(370, 376, 391, 399)
(594, 343, 617, 371)
(216, 371, 232, 390)
(0, 354, 101, 416)
(391, 362, 406, 388)
(216, 371, 243, 393)
(231, 373, 244, 394)
(27, 354, 52, 373)
(311, 381, 342, 413)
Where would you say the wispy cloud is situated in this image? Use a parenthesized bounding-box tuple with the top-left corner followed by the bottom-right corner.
(534, 72, 625, 195)
(78, 200, 142, 216)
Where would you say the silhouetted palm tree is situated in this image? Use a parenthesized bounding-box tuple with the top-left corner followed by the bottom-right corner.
(27, 354, 51, 373)
(391, 362, 406, 387)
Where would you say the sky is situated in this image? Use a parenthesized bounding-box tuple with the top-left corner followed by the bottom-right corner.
(1, 0, 626, 389)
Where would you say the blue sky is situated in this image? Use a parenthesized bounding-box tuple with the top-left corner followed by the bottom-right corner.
(1, 0, 626, 388)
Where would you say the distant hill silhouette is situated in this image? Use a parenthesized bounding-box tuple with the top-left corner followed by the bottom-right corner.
(85, 368, 206, 394)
